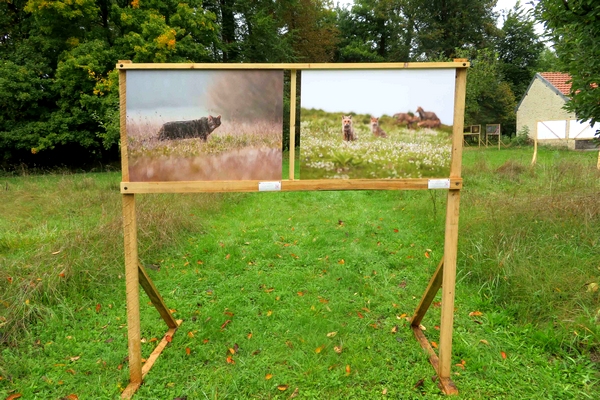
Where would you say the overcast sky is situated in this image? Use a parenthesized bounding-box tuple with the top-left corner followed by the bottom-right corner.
(301, 69, 456, 124)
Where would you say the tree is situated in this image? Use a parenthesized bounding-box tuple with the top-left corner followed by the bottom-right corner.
(536, 48, 561, 73)
(413, 0, 499, 59)
(496, 3, 545, 100)
(536, 0, 600, 129)
(457, 48, 517, 135)
(335, 0, 416, 62)
(0, 1, 221, 166)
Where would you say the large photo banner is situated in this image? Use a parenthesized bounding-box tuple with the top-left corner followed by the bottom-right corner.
(126, 70, 283, 182)
(300, 69, 456, 179)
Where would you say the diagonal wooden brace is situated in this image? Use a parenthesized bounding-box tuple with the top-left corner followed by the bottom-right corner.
(138, 263, 179, 329)
(411, 258, 444, 327)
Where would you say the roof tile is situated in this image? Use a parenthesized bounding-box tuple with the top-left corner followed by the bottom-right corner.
(540, 72, 572, 96)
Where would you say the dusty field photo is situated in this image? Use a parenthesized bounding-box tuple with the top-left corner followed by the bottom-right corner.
(126, 70, 283, 182)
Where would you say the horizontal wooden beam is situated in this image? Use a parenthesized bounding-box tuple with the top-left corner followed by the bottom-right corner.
(121, 178, 462, 194)
(116, 62, 470, 70)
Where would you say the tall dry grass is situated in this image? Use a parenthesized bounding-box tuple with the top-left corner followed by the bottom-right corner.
(0, 172, 237, 345)
(460, 151, 600, 341)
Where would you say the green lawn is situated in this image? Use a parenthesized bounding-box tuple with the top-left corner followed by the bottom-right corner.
(1, 146, 599, 399)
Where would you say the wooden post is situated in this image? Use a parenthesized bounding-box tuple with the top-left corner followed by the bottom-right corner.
(437, 64, 467, 389)
(122, 194, 143, 397)
(289, 70, 297, 180)
(119, 61, 143, 398)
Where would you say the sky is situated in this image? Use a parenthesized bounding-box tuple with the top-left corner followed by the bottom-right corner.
(301, 69, 456, 124)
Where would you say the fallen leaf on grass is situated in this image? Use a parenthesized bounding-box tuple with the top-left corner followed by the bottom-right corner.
(52, 250, 62, 255)
(65, 369, 76, 375)
(357, 312, 364, 319)
(69, 356, 80, 362)
(297, 291, 305, 296)
(95, 304, 101, 313)
(469, 311, 483, 317)
(382, 388, 388, 395)
(413, 378, 425, 388)
(247, 332, 253, 339)
(479, 339, 489, 345)
(326, 331, 337, 338)
(60, 395, 78, 400)
(396, 313, 407, 320)
(187, 331, 194, 338)
(338, 259, 345, 264)
(277, 384, 288, 391)
(165, 335, 172, 343)
(265, 373, 273, 380)
(6, 394, 22, 400)
(221, 320, 232, 330)
(424, 252, 430, 259)
(289, 387, 299, 398)
(431, 341, 438, 349)
(226, 356, 235, 364)
(185, 347, 191, 355)
(345, 365, 351, 375)
(501, 351, 507, 359)
(315, 345, 324, 354)
(391, 325, 398, 334)
(334, 346, 343, 354)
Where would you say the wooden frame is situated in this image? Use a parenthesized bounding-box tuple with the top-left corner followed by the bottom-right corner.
(485, 124, 502, 149)
(118, 60, 469, 398)
(463, 125, 481, 147)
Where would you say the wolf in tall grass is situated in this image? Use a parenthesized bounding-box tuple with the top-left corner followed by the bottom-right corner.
(342, 115, 357, 141)
(370, 117, 388, 138)
(157, 115, 222, 141)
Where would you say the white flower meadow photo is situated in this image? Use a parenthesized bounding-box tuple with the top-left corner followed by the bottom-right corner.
(300, 69, 456, 179)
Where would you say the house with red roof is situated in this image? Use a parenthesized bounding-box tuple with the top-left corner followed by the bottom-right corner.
(516, 72, 595, 149)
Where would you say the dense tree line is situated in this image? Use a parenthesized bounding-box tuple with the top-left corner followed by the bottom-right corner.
(0, 0, 564, 168)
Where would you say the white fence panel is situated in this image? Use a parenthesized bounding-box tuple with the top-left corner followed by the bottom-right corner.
(537, 120, 567, 140)
(568, 120, 595, 139)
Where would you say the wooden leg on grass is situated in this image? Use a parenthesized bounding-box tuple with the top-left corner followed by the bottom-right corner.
(438, 188, 461, 392)
(122, 194, 142, 398)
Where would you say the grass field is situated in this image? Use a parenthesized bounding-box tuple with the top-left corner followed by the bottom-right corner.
(1, 145, 599, 399)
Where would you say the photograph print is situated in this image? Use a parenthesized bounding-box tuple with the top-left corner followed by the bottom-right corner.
(126, 69, 283, 182)
(300, 69, 456, 180)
